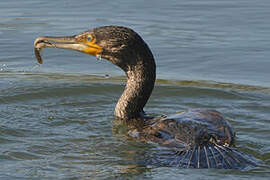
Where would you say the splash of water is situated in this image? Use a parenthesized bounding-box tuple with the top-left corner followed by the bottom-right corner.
(31, 63, 41, 70)
(96, 54, 102, 61)
(0, 64, 7, 71)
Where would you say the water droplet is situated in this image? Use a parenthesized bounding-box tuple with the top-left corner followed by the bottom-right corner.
(96, 54, 102, 61)
(31, 64, 41, 70)
(48, 116, 54, 120)
(0, 64, 7, 71)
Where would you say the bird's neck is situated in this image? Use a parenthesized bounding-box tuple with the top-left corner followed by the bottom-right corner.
(114, 56, 156, 120)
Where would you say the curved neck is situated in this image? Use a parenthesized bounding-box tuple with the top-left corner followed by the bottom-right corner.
(114, 54, 156, 120)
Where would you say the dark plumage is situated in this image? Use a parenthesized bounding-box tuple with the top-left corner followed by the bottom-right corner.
(34, 26, 256, 169)
(91, 26, 156, 120)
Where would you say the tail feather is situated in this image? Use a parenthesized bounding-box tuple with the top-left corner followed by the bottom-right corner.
(147, 144, 257, 169)
(214, 145, 234, 168)
(203, 146, 210, 168)
(177, 148, 192, 168)
(187, 147, 195, 168)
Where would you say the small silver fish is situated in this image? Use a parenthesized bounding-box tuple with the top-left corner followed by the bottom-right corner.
(34, 47, 43, 64)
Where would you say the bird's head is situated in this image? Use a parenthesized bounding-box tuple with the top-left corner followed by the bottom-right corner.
(34, 26, 152, 71)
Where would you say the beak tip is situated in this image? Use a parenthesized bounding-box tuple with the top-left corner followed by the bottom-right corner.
(34, 36, 45, 47)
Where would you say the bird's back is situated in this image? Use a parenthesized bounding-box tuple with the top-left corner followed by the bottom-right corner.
(129, 109, 255, 168)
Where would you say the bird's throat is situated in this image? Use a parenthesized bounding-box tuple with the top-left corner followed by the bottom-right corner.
(114, 60, 156, 120)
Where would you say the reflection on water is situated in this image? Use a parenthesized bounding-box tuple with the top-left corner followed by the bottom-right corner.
(0, 73, 269, 179)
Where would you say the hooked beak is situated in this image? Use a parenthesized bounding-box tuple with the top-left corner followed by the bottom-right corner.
(34, 35, 102, 64)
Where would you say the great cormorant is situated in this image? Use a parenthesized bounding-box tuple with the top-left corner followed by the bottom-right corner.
(34, 26, 255, 169)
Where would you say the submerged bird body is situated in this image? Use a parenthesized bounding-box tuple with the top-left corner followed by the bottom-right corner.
(130, 109, 250, 168)
(34, 26, 254, 169)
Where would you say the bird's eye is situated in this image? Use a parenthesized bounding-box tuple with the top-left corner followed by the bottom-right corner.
(87, 36, 92, 42)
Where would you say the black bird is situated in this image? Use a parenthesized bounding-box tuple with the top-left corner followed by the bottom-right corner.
(34, 26, 255, 169)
